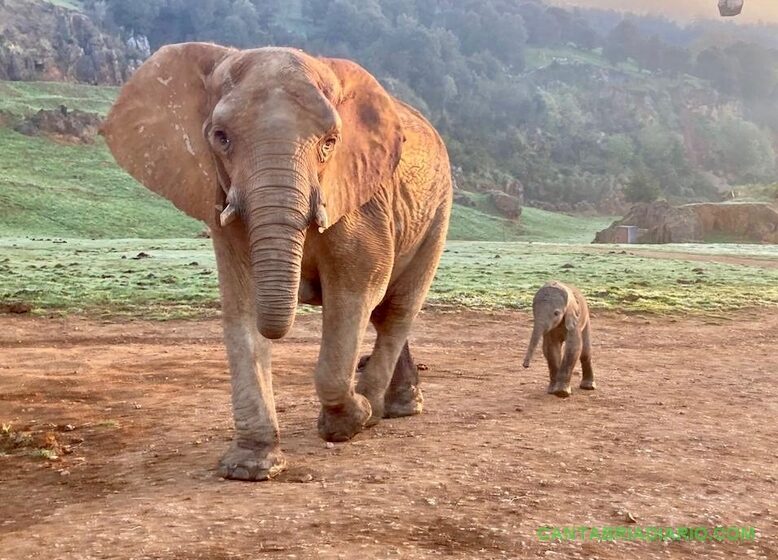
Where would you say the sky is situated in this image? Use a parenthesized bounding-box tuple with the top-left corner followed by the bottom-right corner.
(549, 0, 778, 24)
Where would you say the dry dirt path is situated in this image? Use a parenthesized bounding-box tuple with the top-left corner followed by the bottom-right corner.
(1, 310, 776, 559)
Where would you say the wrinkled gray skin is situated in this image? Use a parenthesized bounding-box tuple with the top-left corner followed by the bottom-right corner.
(522, 281, 595, 398)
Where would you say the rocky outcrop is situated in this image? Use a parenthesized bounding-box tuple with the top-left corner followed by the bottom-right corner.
(487, 190, 522, 220)
(0, 0, 145, 84)
(13, 105, 102, 143)
(453, 192, 476, 208)
(594, 201, 778, 244)
(691, 202, 778, 243)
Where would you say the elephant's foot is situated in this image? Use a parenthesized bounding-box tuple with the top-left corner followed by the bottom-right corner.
(217, 442, 286, 481)
(318, 394, 372, 442)
(580, 378, 597, 391)
(383, 384, 424, 418)
(548, 382, 572, 398)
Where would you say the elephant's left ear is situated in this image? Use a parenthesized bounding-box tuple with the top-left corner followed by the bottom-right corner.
(318, 58, 404, 225)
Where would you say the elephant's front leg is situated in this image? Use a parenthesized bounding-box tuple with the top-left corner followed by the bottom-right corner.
(551, 329, 582, 398)
(315, 290, 377, 442)
(212, 231, 286, 480)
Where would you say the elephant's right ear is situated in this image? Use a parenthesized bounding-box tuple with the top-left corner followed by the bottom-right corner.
(101, 43, 234, 225)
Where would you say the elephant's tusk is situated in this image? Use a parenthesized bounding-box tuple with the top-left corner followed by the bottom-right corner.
(220, 203, 237, 227)
(315, 204, 329, 233)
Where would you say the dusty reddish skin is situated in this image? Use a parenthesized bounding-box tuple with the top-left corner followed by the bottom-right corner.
(0, 310, 776, 558)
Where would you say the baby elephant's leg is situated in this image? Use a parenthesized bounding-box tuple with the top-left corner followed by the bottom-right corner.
(580, 324, 596, 390)
(551, 330, 581, 398)
(542, 336, 561, 395)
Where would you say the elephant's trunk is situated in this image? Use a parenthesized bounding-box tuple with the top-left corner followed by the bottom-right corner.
(523, 324, 543, 368)
(246, 175, 311, 340)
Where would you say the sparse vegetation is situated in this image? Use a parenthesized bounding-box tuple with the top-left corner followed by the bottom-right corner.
(2, 238, 776, 318)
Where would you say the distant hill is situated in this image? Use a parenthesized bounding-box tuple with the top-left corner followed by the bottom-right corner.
(2, 0, 778, 212)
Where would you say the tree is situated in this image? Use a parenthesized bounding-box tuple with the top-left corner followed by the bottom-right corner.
(604, 20, 640, 65)
(624, 170, 661, 203)
(106, 0, 160, 35)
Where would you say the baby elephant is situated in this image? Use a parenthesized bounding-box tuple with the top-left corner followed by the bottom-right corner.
(522, 281, 595, 398)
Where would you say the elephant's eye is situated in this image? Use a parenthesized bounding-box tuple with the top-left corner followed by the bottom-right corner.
(319, 135, 338, 161)
(213, 129, 231, 151)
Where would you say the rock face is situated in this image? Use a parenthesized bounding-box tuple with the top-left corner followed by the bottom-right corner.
(0, 0, 145, 84)
(594, 201, 778, 244)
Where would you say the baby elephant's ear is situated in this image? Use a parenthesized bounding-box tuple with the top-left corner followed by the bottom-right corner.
(564, 311, 579, 331)
(101, 43, 233, 225)
(564, 290, 581, 330)
(317, 58, 404, 226)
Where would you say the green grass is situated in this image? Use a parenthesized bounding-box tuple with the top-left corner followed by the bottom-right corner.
(0, 238, 219, 319)
(621, 243, 778, 259)
(517, 207, 613, 243)
(431, 242, 778, 314)
(1, 82, 774, 319)
(0, 80, 117, 118)
(2, 238, 776, 318)
(0, 80, 201, 239)
(0, 128, 202, 238)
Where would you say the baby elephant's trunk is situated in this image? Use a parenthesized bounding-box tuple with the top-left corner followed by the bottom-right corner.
(523, 325, 543, 368)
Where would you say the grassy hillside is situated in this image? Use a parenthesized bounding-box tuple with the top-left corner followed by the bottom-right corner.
(0, 81, 116, 117)
(449, 205, 612, 243)
(0, 80, 612, 241)
(449, 191, 613, 242)
(0, 80, 201, 238)
(0, 128, 202, 238)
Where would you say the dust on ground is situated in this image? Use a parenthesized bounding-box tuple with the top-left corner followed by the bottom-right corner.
(1, 309, 776, 559)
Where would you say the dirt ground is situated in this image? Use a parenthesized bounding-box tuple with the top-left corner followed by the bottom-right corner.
(1, 309, 776, 559)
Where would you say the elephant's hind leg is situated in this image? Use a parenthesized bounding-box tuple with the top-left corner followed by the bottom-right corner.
(579, 324, 596, 390)
(383, 341, 423, 418)
(356, 212, 448, 423)
(357, 307, 420, 424)
(357, 341, 422, 419)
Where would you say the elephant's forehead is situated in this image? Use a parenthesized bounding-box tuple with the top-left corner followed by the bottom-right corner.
(211, 50, 339, 131)
(219, 48, 319, 89)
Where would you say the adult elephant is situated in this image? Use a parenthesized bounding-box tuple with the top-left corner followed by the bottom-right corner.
(101, 43, 452, 480)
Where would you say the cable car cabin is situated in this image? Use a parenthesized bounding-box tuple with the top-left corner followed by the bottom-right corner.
(719, 0, 744, 16)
